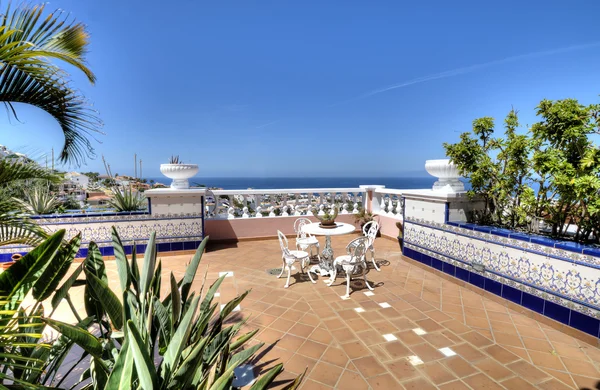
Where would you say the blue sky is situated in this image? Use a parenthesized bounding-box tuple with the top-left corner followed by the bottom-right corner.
(3, 0, 600, 177)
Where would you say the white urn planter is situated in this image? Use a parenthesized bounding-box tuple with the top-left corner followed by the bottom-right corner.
(425, 159, 465, 193)
(160, 164, 199, 189)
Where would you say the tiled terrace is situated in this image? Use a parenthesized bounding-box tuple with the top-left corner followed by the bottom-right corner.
(67, 235, 600, 389)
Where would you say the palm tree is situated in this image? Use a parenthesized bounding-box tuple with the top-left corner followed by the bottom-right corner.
(0, 3, 102, 246)
(0, 2, 102, 165)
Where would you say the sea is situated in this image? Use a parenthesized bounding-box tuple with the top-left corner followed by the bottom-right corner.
(145, 176, 459, 190)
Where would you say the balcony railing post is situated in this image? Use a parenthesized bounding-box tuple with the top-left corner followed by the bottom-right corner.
(360, 185, 385, 214)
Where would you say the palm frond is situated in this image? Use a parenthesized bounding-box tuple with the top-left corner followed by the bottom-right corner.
(0, 197, 47, 246)
(0, 158, 62, 187)
(0, 3, 103, 165)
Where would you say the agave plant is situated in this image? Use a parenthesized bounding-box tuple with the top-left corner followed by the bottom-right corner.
(0, 158, 62, 246)
(108, 187, 146, 212)
(168, 155, 182, 164)
(42, 228, 303, 389)
(15, 186, 61, 215)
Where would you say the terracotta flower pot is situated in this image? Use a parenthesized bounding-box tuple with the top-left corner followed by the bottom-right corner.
(1, 260, 15, 270)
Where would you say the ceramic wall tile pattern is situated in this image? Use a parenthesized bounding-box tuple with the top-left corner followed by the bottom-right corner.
(0, 213, 204, 257)
(404, 218, 600, 321)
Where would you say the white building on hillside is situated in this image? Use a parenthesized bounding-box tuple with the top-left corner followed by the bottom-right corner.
(65, 172, 90, 189)
(0, 145, 29, 162)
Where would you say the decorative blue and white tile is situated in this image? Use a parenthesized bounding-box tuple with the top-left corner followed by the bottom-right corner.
(404, 220, 600, 320)
(0, 213, 204, 258)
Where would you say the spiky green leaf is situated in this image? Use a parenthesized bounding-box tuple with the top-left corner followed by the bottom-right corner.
(0, 230, 64, 306)
(51, 262, 83, 310)
(126, 320, 158, 390)
(111, 226, 130, 292)
(32, 233, 81, 301)
(85, 271, 124, 330)
(42, 318, 102, 357)
(180, 236, 208, 302)
(249, 363, 283, 390)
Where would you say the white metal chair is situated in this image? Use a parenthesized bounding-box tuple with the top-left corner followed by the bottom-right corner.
(328, 237, 374, 298)
(277, 230, 315, 288)
(362, 220, 381, 271)
(293, 218, 321, 261)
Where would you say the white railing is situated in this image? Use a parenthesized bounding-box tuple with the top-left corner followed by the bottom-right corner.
(373, 188, 404, 220)
(206, 188, 365, 219)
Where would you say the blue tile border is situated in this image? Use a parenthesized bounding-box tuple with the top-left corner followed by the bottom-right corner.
(34, 214, 203, 225)
(0, 239, 202, 262)
(403, 244, 600, 338)
(446, 220, 600, 257)
(405, 238, 600, 314)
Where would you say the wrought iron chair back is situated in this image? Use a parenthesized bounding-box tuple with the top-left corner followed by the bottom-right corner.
(294, 217, 313, 240)
(345, 236, 368, 264)
(361, 220, 381, 271)
(364, 221, 379, 246)
(277, 230, 292, 257)
(276, 230, 315, 288)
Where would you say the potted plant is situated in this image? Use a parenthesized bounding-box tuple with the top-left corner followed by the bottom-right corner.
(312, 205, 338, 227)
(355, 209, 381, 236)
(1, 253, 22, 270)
(159, 155, 199, 189)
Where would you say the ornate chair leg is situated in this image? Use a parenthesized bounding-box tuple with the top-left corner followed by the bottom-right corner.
(343, 272, 351, 298)
(364, 271, 374, 291)
(277, 258, 286, 278)
(327, 266, 337, 287)
(307, 261, 316, 284)
(284, 265, 291, 288)
(363, 263, 374, 291)
(370, 246, 380, 271)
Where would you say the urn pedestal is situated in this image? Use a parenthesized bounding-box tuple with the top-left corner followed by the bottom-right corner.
(159, 164, 199, 190)
(425, 159, 464, 193)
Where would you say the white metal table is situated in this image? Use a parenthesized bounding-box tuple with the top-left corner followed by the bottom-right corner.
(301, 222, 355, 278)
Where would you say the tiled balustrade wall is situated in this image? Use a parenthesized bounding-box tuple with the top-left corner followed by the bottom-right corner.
(403, 217, 600, 338)
(0, 211, 204, 261)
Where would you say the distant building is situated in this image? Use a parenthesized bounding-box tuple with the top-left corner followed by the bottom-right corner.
(56, 180, 86, 203)
(64, 172, 90, 189)
(87, 194, 111, 206)
(0, 145, 30, 162)
(132, 182, 151, 191)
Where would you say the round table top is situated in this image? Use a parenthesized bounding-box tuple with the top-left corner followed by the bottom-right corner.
(301, 222, 356, 236)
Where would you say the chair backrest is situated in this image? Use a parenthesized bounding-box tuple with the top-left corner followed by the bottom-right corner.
(204, 189, 218, 218)
(346, 237, 368, 263)
(293, 218, 312, 239)
(362, 220, 377, 235)
(277, 230, 291, 256)
(363, 221, 379, 246)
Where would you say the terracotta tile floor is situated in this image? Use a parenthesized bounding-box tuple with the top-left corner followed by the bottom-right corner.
(53, 235, 600, 389)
